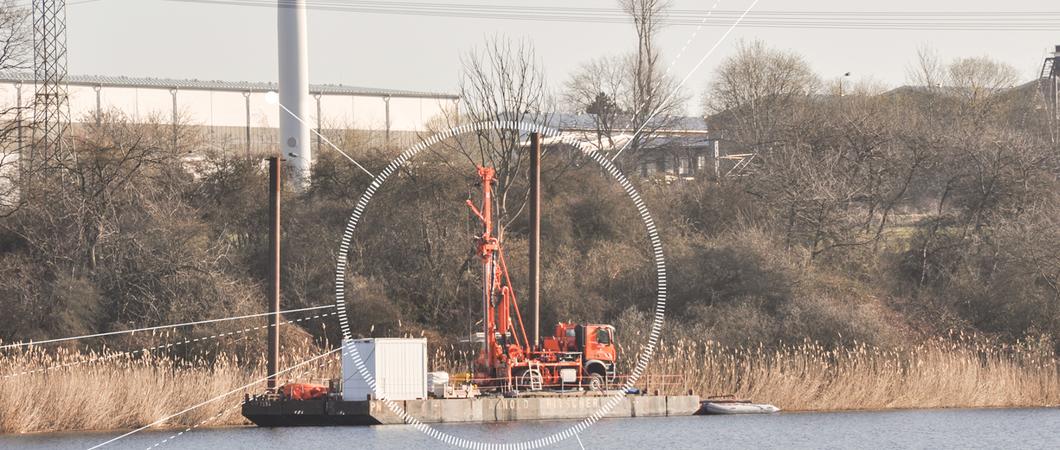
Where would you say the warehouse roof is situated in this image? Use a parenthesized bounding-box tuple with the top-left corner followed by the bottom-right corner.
(0, 72, 460, 100)
(547, 112, 709, 134)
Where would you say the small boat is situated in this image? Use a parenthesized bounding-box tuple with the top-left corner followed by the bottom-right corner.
(697, 397, 780, 415)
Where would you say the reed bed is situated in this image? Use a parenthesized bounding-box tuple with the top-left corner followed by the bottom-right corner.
(3, 335, 1058, 435)
(629, 334, 1060, 411)
(0, 340, 339, 434)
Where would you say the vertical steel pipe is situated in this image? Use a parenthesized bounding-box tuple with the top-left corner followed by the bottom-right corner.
(267, 157, 282, 390)
(384, 95, 391, 146)
(170, 88, 178, 151)
(314, 93, 322, 155)
(529, 133, 541, 347)
(93, 84, 101, 124)
(244, 91, 252, 157)
(15, 82, 21, 150)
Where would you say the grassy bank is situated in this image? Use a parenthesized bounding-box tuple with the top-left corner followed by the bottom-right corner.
(2, 337, 1058, 434)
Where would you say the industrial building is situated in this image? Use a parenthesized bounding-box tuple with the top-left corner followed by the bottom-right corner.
(544, 112, 723, 180)
(0, 72, 735, 181)
(0, 72, 461, 156)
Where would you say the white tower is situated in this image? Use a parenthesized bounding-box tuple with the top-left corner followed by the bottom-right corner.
(278, 0, 311, 186)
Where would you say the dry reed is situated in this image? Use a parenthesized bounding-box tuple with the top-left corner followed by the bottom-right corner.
(0, 340, 339, 434)
(628, 333, 1060, 411)
(3, 335, 1058, 435)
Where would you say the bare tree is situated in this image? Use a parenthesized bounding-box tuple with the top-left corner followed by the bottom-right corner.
(709, 44, 936, 263)
(906, 47, 1018, 112)
(767, 98, 928, 262)
(617, 0, 687, 164)
(948, 57, 1018, 101)
(455, 35, 551, 234)
(906, 45, 946, 90)
(0, 2, 31, 216)
(705, 39, 820, 155)
(563, 55, 628, 151)
(68, 111, 172, 269)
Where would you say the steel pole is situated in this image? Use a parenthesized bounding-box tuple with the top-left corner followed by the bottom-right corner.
(314, 93, 322, 156)
(15, 82, 21, 150)
(529, 133, 541, 347)
(713, 140, 720, 180)
(170, 88, 178, 151)
(93, 85, 101, 124)
(384, 95, 391, 146)
(267, 157, 282, 390)
(244, 91, 252, 157)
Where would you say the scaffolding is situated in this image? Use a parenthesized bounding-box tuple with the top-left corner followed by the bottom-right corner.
(1039, 45, 1059, 144)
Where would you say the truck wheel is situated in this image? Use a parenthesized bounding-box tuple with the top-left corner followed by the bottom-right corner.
(588, 373, 605, 391)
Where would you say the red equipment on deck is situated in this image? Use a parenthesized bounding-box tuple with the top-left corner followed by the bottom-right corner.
(466, 165, 618, 392)
(279, 383, 329, 401)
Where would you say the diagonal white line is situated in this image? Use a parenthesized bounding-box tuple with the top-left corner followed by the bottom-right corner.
(1, 312, 338, 379)
(0, 304, 335, 349)
(143, 348, 339, 449)
(613, 0, 722, 136)
(86, 347, 342, 449)
(575, 431, 587, 450)
(612, 0, 761, 162)
(275, 101, 376, 177)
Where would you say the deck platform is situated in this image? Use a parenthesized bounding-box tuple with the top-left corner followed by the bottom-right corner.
(242, 394, 701, 427)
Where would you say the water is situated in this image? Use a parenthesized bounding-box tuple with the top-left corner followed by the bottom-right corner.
(3, 408, 1059, 449)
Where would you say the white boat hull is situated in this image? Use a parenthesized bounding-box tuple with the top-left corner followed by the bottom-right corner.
(700, 402, 780, 415)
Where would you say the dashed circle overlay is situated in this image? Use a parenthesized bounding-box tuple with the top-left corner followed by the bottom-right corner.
(334, 120, 667, 449)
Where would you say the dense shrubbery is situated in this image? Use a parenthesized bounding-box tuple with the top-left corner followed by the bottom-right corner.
(1, 44, 1058, 358)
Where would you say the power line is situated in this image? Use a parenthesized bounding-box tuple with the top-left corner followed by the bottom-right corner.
(163, 0, 1060, 31)
(0, 304, 335, 349)
(1, 311, 337, 379)
(171, 0, 1060, 18)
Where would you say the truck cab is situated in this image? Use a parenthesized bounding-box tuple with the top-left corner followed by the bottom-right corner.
(542, 323, 617, 390)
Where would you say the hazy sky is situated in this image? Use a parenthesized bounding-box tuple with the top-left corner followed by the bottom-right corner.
(67, 0, 1059, 116)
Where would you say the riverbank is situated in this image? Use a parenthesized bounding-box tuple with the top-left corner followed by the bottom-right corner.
(2, 336, 1057, 435)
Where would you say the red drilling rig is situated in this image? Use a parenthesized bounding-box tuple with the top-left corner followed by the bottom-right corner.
(466, 141, 618, 392)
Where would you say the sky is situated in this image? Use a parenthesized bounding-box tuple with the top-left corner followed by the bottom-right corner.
(65, 0, 1060, 116)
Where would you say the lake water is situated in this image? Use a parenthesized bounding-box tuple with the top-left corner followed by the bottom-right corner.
(3, 408, 1058, 449)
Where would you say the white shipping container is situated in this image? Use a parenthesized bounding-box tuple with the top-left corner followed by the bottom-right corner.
(342, 338, 428, 401)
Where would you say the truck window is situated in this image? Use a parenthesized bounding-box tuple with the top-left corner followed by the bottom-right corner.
(595, 328, 611, 345)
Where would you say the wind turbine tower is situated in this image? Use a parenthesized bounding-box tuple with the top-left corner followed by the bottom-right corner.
(278, 0, 312, 186)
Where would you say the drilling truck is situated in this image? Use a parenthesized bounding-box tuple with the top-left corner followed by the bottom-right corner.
(466, 166, 618, 392)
